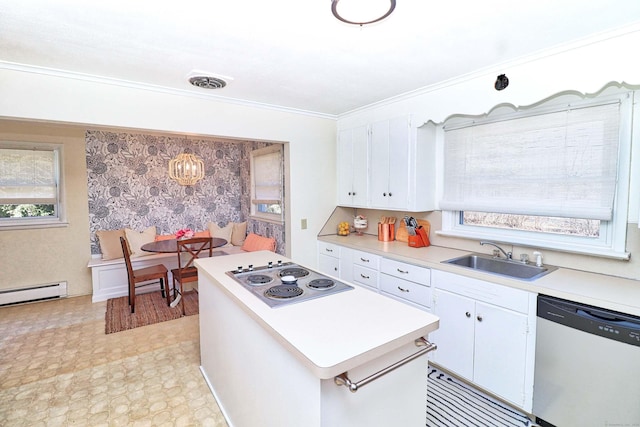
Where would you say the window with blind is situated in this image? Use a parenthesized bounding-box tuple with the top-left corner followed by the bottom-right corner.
(440, 90, 632, 258)
(0, 143, 65, 228)
(250, 145, 283, 222)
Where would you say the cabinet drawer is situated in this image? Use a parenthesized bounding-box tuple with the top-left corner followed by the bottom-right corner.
(380, 258, 430, 285)
(380, 273, 432, 307)
(353, 265, 379, 289)
(432, 270, 531, 314)
(318, 241, 340, 259)
(353, 250, 380, 269)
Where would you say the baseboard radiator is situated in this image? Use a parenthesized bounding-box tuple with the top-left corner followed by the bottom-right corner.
(0, 281, 68, 306)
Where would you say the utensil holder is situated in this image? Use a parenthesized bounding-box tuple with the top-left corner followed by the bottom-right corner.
(377, 223, 395, 241)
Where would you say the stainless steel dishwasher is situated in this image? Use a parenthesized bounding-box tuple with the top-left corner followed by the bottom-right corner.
(533, 294, 640, 427)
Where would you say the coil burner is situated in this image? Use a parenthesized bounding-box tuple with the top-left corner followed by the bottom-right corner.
(279, 267, 310, 279)
(246, 274, 273, 285)
(226, 261, 354, 308)
(265, 285, 304, 300)
(307, 278, 336, 290)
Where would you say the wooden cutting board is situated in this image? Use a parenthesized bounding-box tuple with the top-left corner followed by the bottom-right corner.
(396, 219, 430, 243)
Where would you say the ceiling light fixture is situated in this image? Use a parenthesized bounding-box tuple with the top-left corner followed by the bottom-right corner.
(331, 0, 396, 26)
(169, 153, 205, 186)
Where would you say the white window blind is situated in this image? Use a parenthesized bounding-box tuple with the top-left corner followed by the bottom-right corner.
(0, 148, 57, 204)
(441, 101, 621, 220)
(252, 147, 282, 203)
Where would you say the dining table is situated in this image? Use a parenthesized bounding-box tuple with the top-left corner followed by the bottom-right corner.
(141, 237, 228, 253)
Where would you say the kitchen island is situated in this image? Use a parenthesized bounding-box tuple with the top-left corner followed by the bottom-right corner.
(195, 250, 439, 427)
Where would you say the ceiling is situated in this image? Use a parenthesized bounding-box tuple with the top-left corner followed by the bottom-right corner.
(2, 0, 640, 116)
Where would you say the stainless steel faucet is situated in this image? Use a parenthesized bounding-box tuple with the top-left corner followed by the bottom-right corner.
(480, 241, 512, 260)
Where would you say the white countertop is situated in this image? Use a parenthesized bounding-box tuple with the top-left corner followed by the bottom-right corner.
(195, 251, 440, 379)
(319, 234, 640, 317)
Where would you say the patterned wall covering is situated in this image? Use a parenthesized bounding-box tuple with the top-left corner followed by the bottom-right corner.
(86, 130, 285, 255)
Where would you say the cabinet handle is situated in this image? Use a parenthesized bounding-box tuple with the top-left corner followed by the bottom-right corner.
(360, 273, 370, 279)
(465, 312, 471, 318)
(383, 192, 387, 196)
(360, 257, 370, 263)
(397, 268, 409, 274)
(397, 286, 409, 293)
(334, 267, 338, 271)
(389, 192, 392, 197)
(477, 315, 483, 322)
(348, 192, 352, 195)
(325, 248, 333, 252)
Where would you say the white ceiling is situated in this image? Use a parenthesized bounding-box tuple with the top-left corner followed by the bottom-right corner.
(2, 0, 640, 116)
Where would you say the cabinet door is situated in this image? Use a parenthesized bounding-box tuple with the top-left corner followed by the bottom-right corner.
(370, 117, 410, 209)
(431, 288, 475, 381)
(318, 253, 340, 277)
(473, 301, 529, 408)
(386, 116, 410, 209)
(337, 126, 368, 207)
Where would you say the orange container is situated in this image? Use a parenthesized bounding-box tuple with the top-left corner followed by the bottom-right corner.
(377, 223, 395, 241)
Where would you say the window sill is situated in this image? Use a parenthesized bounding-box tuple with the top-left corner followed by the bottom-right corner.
(435, 229, 631, 261)
(249, 214, 284, 226)
(0, 220, 69, 231)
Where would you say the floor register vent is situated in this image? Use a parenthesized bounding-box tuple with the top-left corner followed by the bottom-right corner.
(0, 282, 68, 306)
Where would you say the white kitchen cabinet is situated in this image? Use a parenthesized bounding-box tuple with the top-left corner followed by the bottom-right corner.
(369, 117, 410, 210)
(317, 241, 354, 283)
(379, 258, 431, 310)
(337, 125, 368, 207)
(318, 241, 340, 277)
(337, 116, 436, 211)
(352, 249, 380, 289)
(370, 116, 437, 211)
(430, 270, 536, 412)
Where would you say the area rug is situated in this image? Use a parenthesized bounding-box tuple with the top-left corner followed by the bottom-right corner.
(427, 366, 534, 427)
(105, 290, 199, 334)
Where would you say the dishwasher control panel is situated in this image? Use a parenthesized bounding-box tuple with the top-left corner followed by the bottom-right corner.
(537, 295, 640, 347)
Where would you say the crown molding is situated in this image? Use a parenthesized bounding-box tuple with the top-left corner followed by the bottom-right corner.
(0, 61, 337, 121)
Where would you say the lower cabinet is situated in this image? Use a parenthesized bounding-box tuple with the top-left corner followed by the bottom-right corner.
(379, 257, 431, 310)
(430, 270, 536, 412)
(316, 240, 353, 282)
(352, 250, 380, 289)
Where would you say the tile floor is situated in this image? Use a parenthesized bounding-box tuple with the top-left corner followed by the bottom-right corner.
(0, 295, 228, 426)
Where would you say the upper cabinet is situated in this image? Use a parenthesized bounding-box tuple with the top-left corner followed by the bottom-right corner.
(337, 125, 369, 207)
(337, 115, 436, 212)
(370, 117, 410, 210)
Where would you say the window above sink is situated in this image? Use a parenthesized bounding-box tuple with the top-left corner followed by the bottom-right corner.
(439, 86, 633, 260)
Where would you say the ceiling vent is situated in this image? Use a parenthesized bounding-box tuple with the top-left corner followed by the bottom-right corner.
(189, 75, 227, 89)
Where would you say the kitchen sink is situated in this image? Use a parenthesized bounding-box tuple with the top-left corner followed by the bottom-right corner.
(442, 253, 557, 281)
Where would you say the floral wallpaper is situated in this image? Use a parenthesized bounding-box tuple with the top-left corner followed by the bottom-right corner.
(86, 130, 285, 255)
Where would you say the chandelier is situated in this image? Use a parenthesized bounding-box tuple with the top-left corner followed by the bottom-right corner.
(168, 153, 205, 186)
(331, 0, 396, 26)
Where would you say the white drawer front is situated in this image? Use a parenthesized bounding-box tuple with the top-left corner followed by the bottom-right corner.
(380, 258, 430, 285)
(380, 273, 432, 308)
(353, 265, 379, 289)
(318, 241, 340, 259)
(432, 270, 530, 313)
(353, 250, 380, 269)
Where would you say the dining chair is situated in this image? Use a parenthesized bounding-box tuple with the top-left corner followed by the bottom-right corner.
(120, 237, 170, 313)
(171, 237, 213, 315)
